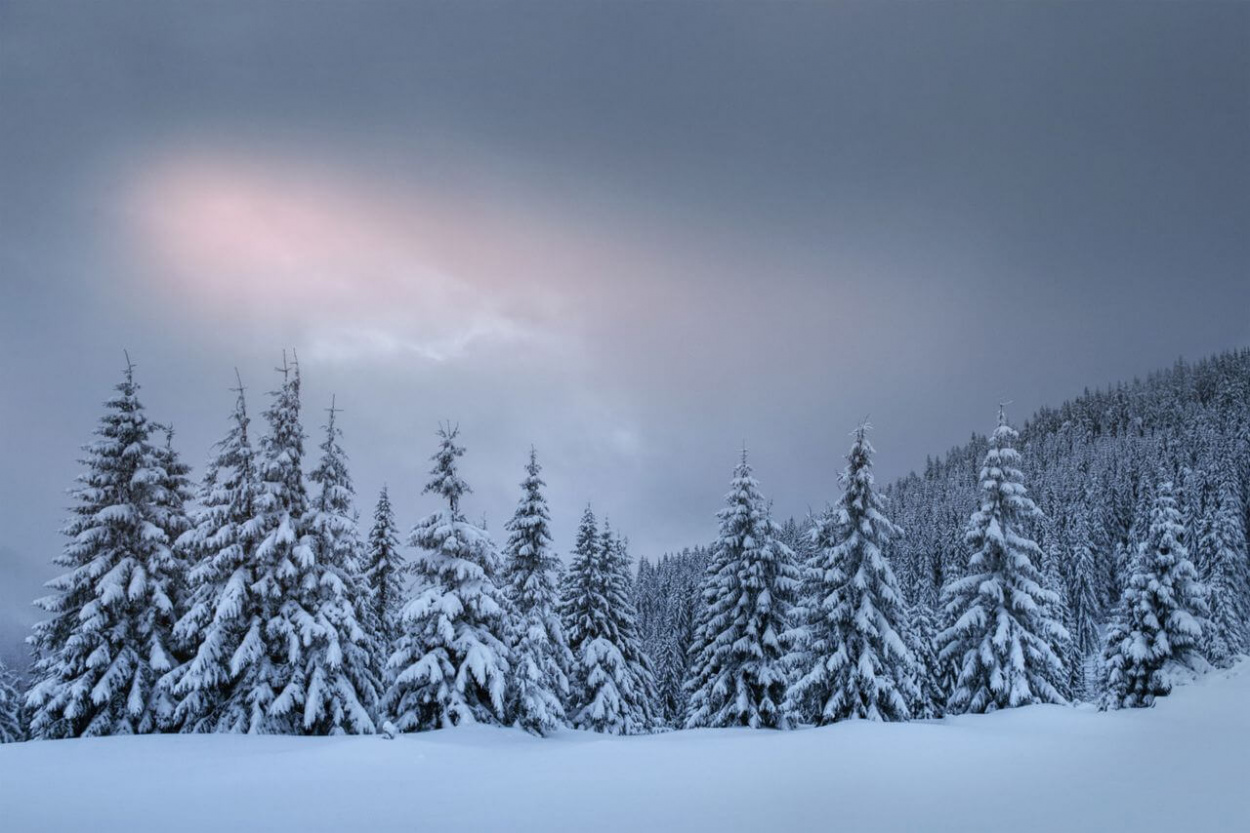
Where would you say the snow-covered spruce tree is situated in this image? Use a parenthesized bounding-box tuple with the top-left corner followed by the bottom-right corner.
(175, 356, 376, 734)
(501, 448, 572, 735)
(296, 399, 380, 734)
(1102, 480, 1207, 708)
(604, 528, 661, 730)
(559, 505, 605, 722)
(26, 357, 183, 738)
(938, 407, 1068, 714)
(560, 508, 657, 734)
(684, 450, 798, 729)
(0, 660, 24, 742)
(785, 425, 919, 724)
(364, 486, 407, 655)
(384, 425, 512, 730)
(1196, 466, 1249, 668)
(903, 599, 945, 718)
(152, 424, 195, 617)
(236, 353, 320, 734)
(167, 375, 267, 732)
(225, 352, 315, 730)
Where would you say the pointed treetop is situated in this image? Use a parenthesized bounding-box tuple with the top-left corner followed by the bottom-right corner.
(324, 395, 343, 436)
(733, 448, 752, 479)
(111, 352, 143, 406)
(276, 348, 302, 380)
(849, 420, 873, 452)
(267, 352, 302, 419)
(151, 420, 175, 443)
(841, 419, 879, 483)
(424, 422, 470, 514)
(227, 370, 251, 432)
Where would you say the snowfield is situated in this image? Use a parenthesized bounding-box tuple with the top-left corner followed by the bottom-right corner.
(3, 663, 1248, 833)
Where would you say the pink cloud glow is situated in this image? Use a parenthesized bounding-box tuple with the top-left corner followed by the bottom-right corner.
(125, 150, 581, 362)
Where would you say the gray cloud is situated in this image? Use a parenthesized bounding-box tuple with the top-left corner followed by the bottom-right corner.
(2, 0, 1248, 663)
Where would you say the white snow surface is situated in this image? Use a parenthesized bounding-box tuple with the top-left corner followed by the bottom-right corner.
(3, 661, 1248, 833)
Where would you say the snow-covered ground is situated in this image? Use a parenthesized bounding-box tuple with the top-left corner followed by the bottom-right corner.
(3, 663, 1248, 833)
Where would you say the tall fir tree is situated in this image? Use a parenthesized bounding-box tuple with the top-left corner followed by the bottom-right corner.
(241, 353, 320, 734)
(364, 486, 406, 655)
(560, 505, 603, 665)
(296, 399, 379, 733)
(785, 425, 919, 724)
(604, 528, 661, 731)
(939, 407, 1068, 713)
(240, 352, 342, 735)
(173, 355, 375, 734)
(560, 508, 657, 734)
(167, 374, 267, 732)
(0, 660, 24, 742)
(684, 449, 798, 729)
(26, 357, 184, 738)
(1102, 480, 1207, 708)
(152, 424, 195, 617)
(384, 425, 512, 730)
(501, 448, 572, 735)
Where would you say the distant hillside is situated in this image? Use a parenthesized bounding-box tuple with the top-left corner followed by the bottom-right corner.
(638, 348, 1250, 708)
(886, 347, 1250, 622)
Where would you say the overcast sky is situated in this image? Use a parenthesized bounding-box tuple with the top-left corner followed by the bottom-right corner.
(1, 1, 1248, 665)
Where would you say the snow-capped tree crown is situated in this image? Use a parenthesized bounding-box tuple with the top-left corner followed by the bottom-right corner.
(364, 485, 406, 647)
(939, 408, 1068, 714)
(503, 448, 560, 611)
(501, 448, 571, 734)
(1102, 479, 1207, 709)
(168, 375, 265, 733)
(685, 449, 798, 729)
(26, 357, 185, 738)
(385, 426, 511, 730)
(561, 510, 658, 734)
(423, 423, 471, 516)
(785, 424, 918, 724)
